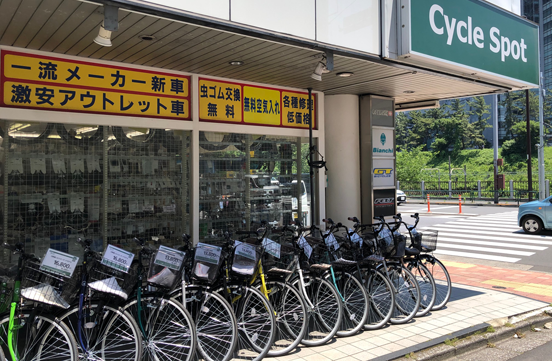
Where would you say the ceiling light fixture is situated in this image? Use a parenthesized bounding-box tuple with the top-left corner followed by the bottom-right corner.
(336, 72, 354, 77)
(94, 5, 119, 47)
(139, 35, 155, 41)
(229, 60, 244, 66)
(403, 90, 415, 94)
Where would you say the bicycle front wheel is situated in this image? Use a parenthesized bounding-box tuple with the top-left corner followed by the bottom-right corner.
(362, 268, 395, 330)
(387, 263, 421, 325)
(335, 272, 369, 337)
(217, 285, 276, 361)
(421, 255, 452, 310)
(123, 296, 196, 361)
(59, 303, 142, 361)
(0, 312, 79, 361)
(408, 262, 436, 317)
(177, 287, 238, 361)
(294, 276, 343, 347)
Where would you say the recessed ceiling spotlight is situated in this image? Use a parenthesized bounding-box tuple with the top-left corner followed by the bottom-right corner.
(229, 60, 244, 66)
(403, 90, 415, 94)
(139, 35, 155, 41)
(336, 72, 354, 77)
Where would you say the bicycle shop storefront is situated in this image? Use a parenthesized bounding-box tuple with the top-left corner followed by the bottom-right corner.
(0, 46, 324, 262)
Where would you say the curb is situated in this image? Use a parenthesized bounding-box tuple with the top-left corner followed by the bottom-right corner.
(386, 309, 552, 361)
(405, 201, 520, 207)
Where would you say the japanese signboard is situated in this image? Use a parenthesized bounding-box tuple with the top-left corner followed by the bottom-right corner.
(1, 50, 191, 119)
(199, 78, 316, 129)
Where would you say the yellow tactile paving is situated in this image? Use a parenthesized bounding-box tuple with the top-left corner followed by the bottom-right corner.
(482, 279, 552, 297)
(440, 261, 476, 269)
(515, 286, 552, 297)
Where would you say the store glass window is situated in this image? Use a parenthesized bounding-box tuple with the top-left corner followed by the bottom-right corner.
(1, 121, 190, 262)
(199, 131, 311, 242)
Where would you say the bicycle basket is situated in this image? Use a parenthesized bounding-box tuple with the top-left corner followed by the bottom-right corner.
(412, 229, 438, 252)
(300, 236, 331, 270)
(262, 238, 295, 275)
(191, 243, 223, 284)
(20, 260, 79, 309)
(231, 240, 261, 277)
(376, 228, 394, 255)
(88, 259, 137, 300)
(391, 232, 407, 258)
(147, 245, 185, 290)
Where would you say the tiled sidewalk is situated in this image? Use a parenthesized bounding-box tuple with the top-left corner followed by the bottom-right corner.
(271, 282, 547, 361)
(443, 260, 552, 303)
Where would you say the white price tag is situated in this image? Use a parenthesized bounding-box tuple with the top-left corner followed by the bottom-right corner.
(52, 157, 66, 174)
(70, 158, 85, 173)
(9, 157, 23, 174)
(101, 244, 135, 273)
(349, 229, 363, 247)
(70, 195, 85, 212)
(262, 238, 281, 259)
(30, 158, 46, 174)
(40, 249, 79, 278)
(194, 243, 222, 265)
(163, 204, 176, 213)
(297, 236, 312, 259)
(235, 242, 257, 261)
(87, 158, 101, 172)
(47, 197, 61, 212)
(154, 245, 185, 271)
(324, 232, 340, 251)
(129, 200, 140, 213)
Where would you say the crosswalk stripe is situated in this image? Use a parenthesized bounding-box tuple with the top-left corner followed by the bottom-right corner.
(425, 227, 552, 243)
(422, 230, 552, 245)
(433, 249, 521, 263)
(436, 242, 534, 256)
(438, 237, 547, 250)
(455, 219, 518, 225)
(432, 224, 521, 232)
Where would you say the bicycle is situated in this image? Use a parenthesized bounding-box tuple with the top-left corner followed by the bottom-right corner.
(406, 213, 451, 310)
(0, 242, 79, 361)
(123, 237, 196, 361)
(58, 238, 143, 361)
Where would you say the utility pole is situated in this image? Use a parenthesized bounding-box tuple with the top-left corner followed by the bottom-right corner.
(538, 0, 546, 200)
(493, 94, 499, 204)
(526, 89, 532, 201)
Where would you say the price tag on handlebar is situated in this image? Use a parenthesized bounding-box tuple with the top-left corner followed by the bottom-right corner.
(101, 244, 135, 273)
(235, 242, 257, 261)
(349, 230, 363, 247)
(40, 249, 79, 278)
(154, 245, 185, 271)
(262, 238, 281, 259)
(324, 232, 339, 251)
(297, 236, 313, 259)
(194, 243, 222, 265)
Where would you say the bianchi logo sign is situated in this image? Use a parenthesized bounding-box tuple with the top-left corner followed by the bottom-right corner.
(380, 133, 386, 146)
(372, 110, 393, 117)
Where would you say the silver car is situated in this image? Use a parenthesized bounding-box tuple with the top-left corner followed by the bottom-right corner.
(397, 189, 407, 205)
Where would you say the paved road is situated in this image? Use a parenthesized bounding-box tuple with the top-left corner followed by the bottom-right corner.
(396, 203, 552, 273)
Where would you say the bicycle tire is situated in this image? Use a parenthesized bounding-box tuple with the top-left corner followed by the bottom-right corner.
(174, 287, 238, 361)
(334, 272, 369, 337)
(362, 269, 395, 330)
(262, 281, 307, 357)
(216, 285, 276, 361)
(123, 296, 196, 361)
(199, 132, 233, 151)
(0, 312, 79, 361)
(386, 263, 421, 324)
(59, 303, 142, 361)
(112, 127, 157, 148)
(293, 276, 343, 347)
(420, 255, 452, 310)
(0, 123, 54, 145)
(55, 124, 104, 148)
(408, 261, 436, 317)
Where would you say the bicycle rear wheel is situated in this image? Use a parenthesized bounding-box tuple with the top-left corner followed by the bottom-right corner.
(59, 303, 142, 361)
(335, 272, 369, 337)
(123, 296, 196, 361)
(387, 263, 421, 324)
(176, 287, 238, 361)
(262, 281, 307, 357)
(294, 276, 343, 347)
(217, 285, 276, 361)
(0, 312, 79, 361)
(421, 255, 451, 310)
(362, 268, 395, 330)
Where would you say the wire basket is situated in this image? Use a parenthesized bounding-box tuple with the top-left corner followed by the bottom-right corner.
(231, 240, 261, 277)
(376, 228, 406, 258)
(298, 236, 332, 270)
(87, 258, 137, 300)
(261, 238, 296, 275)
(20, 260, 79, 309)
(191, 243, 223, 284)
(146, 245, 185, 290)
(411, 229, 438, 252)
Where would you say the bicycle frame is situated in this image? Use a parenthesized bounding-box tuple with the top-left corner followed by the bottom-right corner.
(7, 255, 23, 361)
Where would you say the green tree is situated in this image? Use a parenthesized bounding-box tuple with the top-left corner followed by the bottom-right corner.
(466, 96, 491, 149)
(501, 120, 541, 163)
(396, 145, 428, 183)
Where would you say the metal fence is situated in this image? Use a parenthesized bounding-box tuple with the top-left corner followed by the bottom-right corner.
(398, 179, 548, 203)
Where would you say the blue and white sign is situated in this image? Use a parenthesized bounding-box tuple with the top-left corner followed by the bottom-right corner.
(372, 128, 394, 156)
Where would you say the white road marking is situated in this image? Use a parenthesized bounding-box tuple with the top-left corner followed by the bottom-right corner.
(433, 249, 521, 263)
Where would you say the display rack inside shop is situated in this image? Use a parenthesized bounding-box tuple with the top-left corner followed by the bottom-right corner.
(198, 134, 303, 242)
(1, 122, 190, 263)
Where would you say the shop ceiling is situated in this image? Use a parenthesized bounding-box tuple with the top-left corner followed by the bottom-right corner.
(0, 0, 509, 107)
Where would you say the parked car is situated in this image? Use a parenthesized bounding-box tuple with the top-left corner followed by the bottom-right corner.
(518, 196, 552, 234)
(397, 189, 407, 205)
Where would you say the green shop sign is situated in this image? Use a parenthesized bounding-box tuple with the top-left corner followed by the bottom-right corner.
(403, 0, 539, 87)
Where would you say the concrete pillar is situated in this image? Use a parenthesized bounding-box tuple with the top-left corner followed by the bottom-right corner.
(510, 180, 514, 199)
(397, 180, 400, 190)
(421, 180, 425, 196)
(546, 179, 550, 198)
(448, 180, 452, 198)
(477, 181, 481, 198)
(324, 95, 360, 228)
